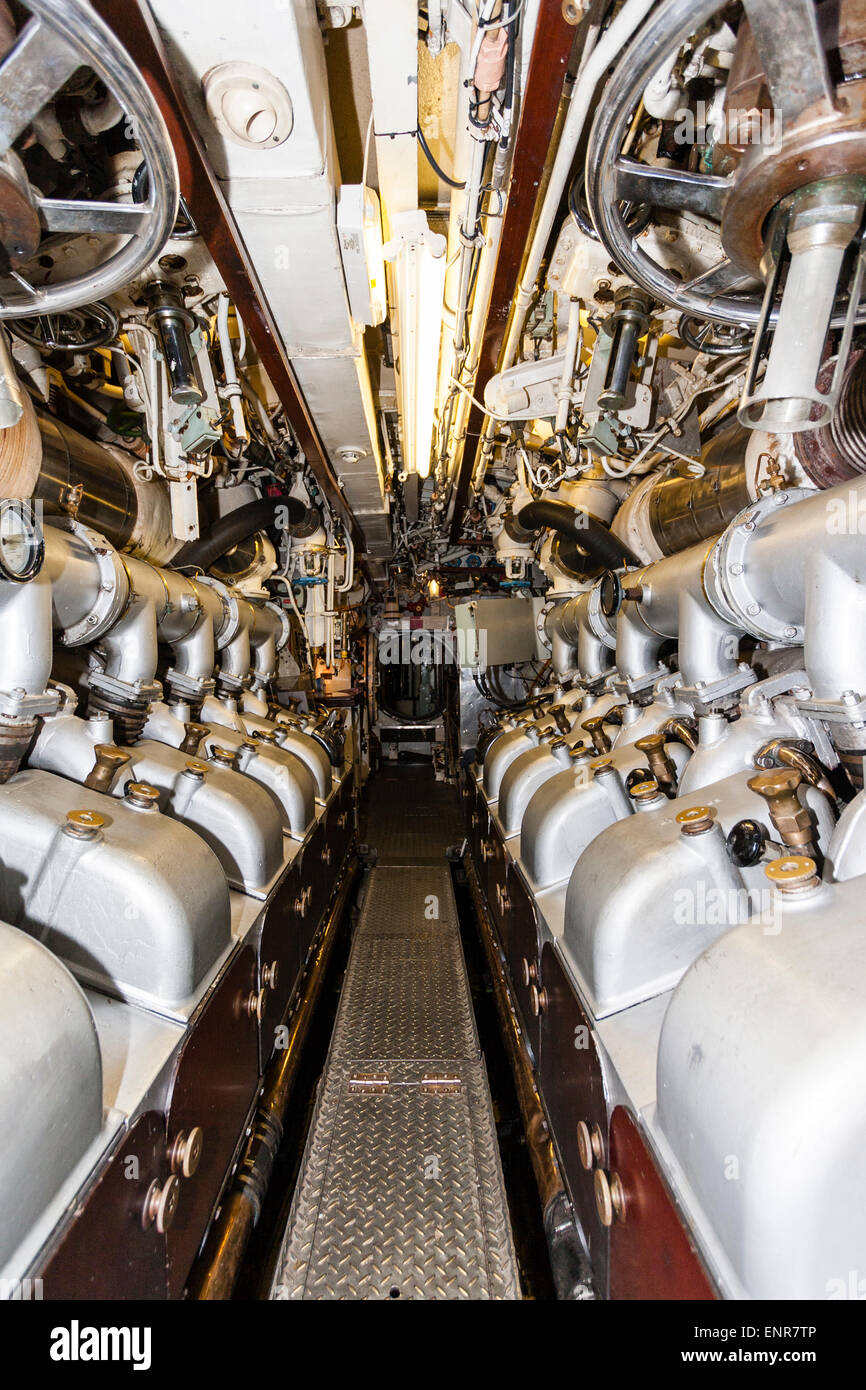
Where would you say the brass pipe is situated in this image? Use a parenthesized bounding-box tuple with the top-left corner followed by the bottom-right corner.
(188, 853, 360, 1300)
(660, 715, 699, 753)
(755, 738, 838, 805)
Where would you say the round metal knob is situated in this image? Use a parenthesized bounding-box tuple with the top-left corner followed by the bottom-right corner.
(262, 960, 279, 990)
(530, 983, 548, 1017)
(594, 1168, 626, 1227)
(169, 1126, 204, 1179)
(577, 1120, 594, 1171)
(520, 957, 538, 988)
(245, 988, 266, 1022)
(142, 1175, 180, 1233)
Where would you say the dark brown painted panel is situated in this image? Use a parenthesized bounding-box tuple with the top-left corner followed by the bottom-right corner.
(39, 1111, 168, 1300)
(502, 862, 541, 1059)
(165, 945, 260, 1298)
(608, 1105, 717, 1301)
(539, 943, 609, 1289)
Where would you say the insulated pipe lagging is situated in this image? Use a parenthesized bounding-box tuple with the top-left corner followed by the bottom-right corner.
(173, 497, 307, 573)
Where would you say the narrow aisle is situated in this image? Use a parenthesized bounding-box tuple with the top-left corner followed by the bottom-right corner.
(269, 768, 520, 1299)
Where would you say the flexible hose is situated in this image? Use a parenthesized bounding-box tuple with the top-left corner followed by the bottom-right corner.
(517, 498, 639, 572)
(173, 496, 307, 572)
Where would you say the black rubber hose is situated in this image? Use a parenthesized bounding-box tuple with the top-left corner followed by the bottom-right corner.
(517, 498, 639, 571)
(173, 496, 307, 572)
(416, 126, 466, 190)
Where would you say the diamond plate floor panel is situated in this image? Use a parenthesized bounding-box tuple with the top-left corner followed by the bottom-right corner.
(270, 866, 520, 1300)
(361, 765, 463, 865)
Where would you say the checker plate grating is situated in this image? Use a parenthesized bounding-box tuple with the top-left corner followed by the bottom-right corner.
(270, 866, 520, 1300)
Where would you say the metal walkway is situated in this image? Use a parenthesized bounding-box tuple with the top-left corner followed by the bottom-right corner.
(270, 770, 520, 1300)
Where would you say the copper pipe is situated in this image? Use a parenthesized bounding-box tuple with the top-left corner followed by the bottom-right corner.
(188, 853, 360, 1300)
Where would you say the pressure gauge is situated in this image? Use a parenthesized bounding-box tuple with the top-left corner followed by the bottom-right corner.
(0, 500, 44, 582)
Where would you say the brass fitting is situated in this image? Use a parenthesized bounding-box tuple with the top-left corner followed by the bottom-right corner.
(676, 805, 717, 837)
(581, 716, 612, 755)
(765, 855, 820, 893)
(210, 746, 240, 769)
(629, 778, 663, 806)
(635, 732, 678, 796)
(747, 768, 815, 851)
(549, 704, 571, 734)
(180, 722, 210, 755)
(84, 744, 131, 794)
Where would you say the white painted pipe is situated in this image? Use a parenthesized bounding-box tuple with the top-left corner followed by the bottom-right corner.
(216, 294, 249, 443)
(473, 0, 654, 473)
(555, 298, 582, 435)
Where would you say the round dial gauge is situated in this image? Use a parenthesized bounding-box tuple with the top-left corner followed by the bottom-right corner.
(0, 501, 44, 582)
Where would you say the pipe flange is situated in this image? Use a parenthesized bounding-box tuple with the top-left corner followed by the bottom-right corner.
(53, 517, 130, 646)
(165, 668, 216, 700)
(706, 489, 812, 644)
(265, 600, 291, 654)
(585, 580, 617, 645)
(197, 575, 241, 650)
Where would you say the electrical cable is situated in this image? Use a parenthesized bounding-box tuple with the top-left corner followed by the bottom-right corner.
(417, 125, 466, 190)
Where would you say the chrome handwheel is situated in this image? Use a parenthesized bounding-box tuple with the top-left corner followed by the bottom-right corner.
(0, 0, 179, 318)
(584, 0, 866, 327)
